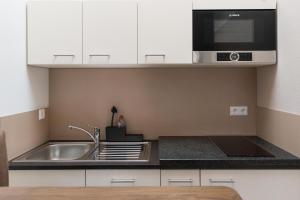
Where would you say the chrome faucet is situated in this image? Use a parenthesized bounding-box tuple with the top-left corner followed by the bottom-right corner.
(68, 125, 100, 146)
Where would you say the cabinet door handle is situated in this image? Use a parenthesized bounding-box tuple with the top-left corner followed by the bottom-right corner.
(110, 179, 136, 183)
(168, 178, 193, 183)
(89, 54, 110, 64)
(145, 54, 166, 63)
(209, 178, 235, 184)
(53, 54, 75, 57)
(145, 54, 166, 57)
(89, 54, 110, 57)
(145, 54, 166, 60)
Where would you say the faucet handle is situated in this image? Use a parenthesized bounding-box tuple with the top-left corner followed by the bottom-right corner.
(93, 127, 101, 143)
(94, 127, 100, 133)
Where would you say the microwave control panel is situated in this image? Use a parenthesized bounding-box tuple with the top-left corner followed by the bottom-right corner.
(217, 52, 253, 62)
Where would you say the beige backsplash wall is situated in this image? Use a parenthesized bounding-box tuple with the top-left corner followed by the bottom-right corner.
(0, 109, 49, 160)
(256, 0, 300, 157)
(257, 107, 300, 157)
(49, 68, 257, 140)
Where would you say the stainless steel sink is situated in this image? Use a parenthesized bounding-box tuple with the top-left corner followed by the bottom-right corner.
(13, 142, 95, 161)
(91, 142, 151, 162)
(12, 141, 151, 163)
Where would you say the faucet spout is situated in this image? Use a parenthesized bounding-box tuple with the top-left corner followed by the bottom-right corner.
(68, 125, 97, 143)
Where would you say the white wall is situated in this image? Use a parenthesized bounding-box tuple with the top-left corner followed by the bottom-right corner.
(0, 0, 49, 117)
(257, 0, 300, 115)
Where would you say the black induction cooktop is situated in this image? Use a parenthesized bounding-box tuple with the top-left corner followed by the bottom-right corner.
(210, 136, 275, 157)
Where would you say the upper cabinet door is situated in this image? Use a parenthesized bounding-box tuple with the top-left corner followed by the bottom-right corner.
(83, 0, 138, 64)
(138, 0, 192, 64)
(27, 0, 82, 65)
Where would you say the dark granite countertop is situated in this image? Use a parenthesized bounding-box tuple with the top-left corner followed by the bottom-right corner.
(159, 136, 300, 169)
(10, 136, 300, 170)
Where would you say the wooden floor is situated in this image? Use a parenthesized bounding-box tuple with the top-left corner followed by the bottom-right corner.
(0, 187, 241, 200)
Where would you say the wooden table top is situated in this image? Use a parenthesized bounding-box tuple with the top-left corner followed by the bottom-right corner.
(0, 187, 241, 200)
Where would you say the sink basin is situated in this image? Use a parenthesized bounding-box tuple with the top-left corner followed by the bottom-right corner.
(91, 142, 151, 162)
(13, 142, 94, 161)
(12, 141, 151, 163)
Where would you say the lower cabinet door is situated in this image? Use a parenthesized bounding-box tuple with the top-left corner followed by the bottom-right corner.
(161, 170, 200, 186)
(9, 170, 85, 187)
(86, 169, 160, 187)
(201, 170, 300, 200)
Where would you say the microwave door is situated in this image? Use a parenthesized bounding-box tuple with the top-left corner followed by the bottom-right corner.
(214, 19, 255, 44)
(193, 10, 276, 51)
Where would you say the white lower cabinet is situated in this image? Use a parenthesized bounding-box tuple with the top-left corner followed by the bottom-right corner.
(86, 169, 160, 187)
(9, 168, 300, 196)
(201, 170, 300, 200)
(9, 170, 85, 187)
(161, 170, 200, 186)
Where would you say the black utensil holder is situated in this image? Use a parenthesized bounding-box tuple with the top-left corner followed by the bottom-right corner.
(106, 126, 143, 142)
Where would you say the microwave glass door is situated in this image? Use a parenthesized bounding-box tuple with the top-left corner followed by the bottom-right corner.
(193, 10, 276, 51)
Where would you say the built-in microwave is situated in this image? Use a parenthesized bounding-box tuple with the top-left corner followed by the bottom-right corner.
(193, 10, 277, 65)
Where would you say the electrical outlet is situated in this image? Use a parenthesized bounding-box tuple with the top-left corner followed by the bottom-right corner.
(38, 108, 45, 120)
(230, 106, 248, 116)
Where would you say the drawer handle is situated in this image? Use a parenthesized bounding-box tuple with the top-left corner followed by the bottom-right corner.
(168, 178, 193, 183)
(111, 179, 136, 183)
(209, 178, 235, 184)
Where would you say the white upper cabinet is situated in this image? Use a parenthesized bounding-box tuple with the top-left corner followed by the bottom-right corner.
(83, 0, 138, 64)
(193, 0, 276, 10)
(27, 0, 193, 66)
(27, 0, 83, 65)
(138, 0, 192, 64)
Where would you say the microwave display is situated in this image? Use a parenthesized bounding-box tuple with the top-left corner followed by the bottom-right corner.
(214, 19, 254, 43)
